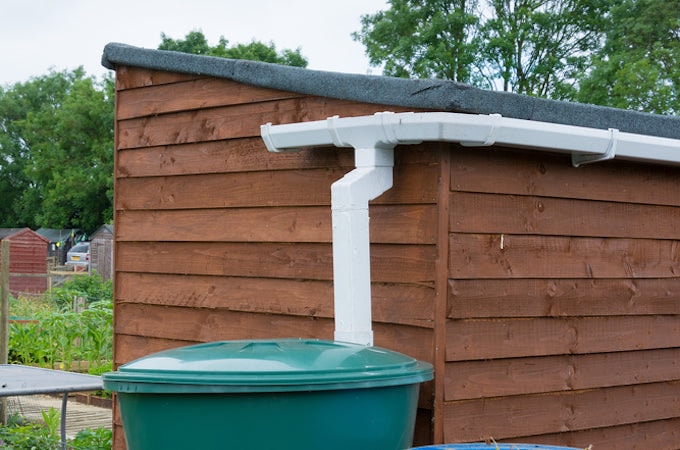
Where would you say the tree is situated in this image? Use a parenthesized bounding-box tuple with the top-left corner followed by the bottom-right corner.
(575, 0, 680, 114)
(353, 0, 482, 82)
(0, 69, 114, 233)
(354, 0, 608, 97)
(158, 30, 308, 67)
(480, 0, 608, 97)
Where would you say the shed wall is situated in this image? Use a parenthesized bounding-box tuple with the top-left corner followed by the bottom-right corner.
(112, 66, 680, 450)
(0, 230, 48, 295)
(90, 228, 113, 281)
(112, 67, 437, 449)
(444, 148, 680, 448)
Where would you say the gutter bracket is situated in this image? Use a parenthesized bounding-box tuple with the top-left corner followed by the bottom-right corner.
(572, 128, 619, 167)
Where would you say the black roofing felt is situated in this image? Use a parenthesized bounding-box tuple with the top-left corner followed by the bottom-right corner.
(102, 43, 680, 141)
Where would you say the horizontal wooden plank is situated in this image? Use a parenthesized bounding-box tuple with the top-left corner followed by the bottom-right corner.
(117, 78, 300, 120)
(451, 146, 680, 206)
(446, 316, 680, 361)
(117, 168, 337, 209)
(115, 66, 201, 90)
(116, 204, 437, 245)
(116, 137, 350, 178)
(114, 334, 196, 366)
(451, 191, 680, 239)
(117, 97, 406, 149)
(114, 303, 434, 364)
(116, 164, 439, 210)
(449, 278, 680, 318)
(446, 348, 680, 401)
(450, 234, 680, 279)
(116, 139, 439, 178)
(114, 303, 334, 345)
(116, 241, 436, 284)
(518, 417, 680, 449)
(443, 381, 680, 442)
(115, 272, 434, 328)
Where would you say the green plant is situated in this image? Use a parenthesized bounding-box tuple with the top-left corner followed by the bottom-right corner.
(9, 295, 54, 318)
(8, 274, 113, 371)
(40, 407, 61, 441)
(70, 427, 112, 450)
(0, 419, 61, 450)
(0, 413, 112, 449)
(50, 272, 112, 310)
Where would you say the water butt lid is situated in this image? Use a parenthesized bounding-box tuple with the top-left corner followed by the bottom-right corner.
(103, 338, 433, 393)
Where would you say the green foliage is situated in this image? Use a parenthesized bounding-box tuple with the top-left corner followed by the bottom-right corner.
(0, 420, 61, 449)
(354, 0, 678, 113)
(0, 69, 114, 233)
(159, 30, 308, 67)
(70, 428, 112, 450)
(9, 295, 54, 318)
(51, 272, 113, 309)
(0, 415, 111, 450)
(575, 0, 680, 114)
(479, 0, 609, 97)
(353, 0, 481, 82)
(8, 274, 113, 370)
(40, 408, 61, 441)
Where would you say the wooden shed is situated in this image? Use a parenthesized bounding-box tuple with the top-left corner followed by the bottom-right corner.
(102, 43, 680, 450)
(90, 224, 114, 280)
(0, 228, 49, 296)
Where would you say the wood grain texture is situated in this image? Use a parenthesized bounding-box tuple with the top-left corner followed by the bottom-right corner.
(115, 164, 439, 210)
(446, 348, 680, 400)
(114, 303, 434, 364)
(449, 278, 680, 318)
(451, 191, 680, 239)
(446, 316, 680, 361)
(450, 234, 680, 279)
(443, 381, 680, 442)
(116, 241, 436, 283)
(116, 204, 438, 244)
(116, 78, 300, 120)
(115, 272, 434, 328)
(451, 146, 680, 206)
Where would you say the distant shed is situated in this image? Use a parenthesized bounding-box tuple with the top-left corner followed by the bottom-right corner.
(102, 43, 680, 450)
(0, 228, 49, 295)
(90, 224, 114, 280)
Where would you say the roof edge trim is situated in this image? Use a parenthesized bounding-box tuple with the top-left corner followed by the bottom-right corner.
(101, 43, 680, 141)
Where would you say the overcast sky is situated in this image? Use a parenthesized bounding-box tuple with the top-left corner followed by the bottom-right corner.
(0, 0, 389, 87)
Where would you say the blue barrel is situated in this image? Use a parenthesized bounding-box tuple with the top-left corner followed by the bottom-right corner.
(412, 444, 579, 450)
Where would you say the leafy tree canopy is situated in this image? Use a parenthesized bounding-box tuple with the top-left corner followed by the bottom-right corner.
(0, 69, 114, 233)
(158, 30, 308, 67)
(575, 0, 680, 114)
(354, 0, 679, 114)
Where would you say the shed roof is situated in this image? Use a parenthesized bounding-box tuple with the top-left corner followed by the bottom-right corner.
(35, 228, 78, 243)
(0, 228, 50, 243)
(91, 224, 113, 238)
(101, 42, 680, 141)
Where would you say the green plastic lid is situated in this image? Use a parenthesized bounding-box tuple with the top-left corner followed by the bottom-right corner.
(103, 339, 433, 393)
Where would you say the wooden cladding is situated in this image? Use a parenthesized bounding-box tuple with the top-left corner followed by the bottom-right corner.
(446, 145, 680, 447)
(112, 65, 680, 449)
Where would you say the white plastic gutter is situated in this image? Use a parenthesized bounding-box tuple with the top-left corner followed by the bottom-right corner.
(260, 111, 680, 346)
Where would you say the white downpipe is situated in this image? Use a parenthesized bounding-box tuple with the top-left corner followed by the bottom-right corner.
(330, 151, 392, 346)
(261, 111, 680, 346)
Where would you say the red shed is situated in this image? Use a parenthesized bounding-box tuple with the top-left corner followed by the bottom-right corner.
(0, 228, 49, 295)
